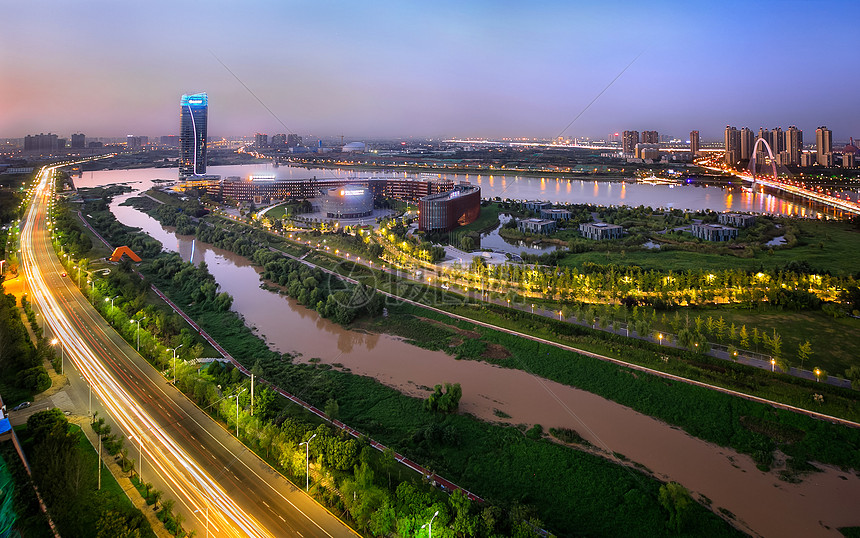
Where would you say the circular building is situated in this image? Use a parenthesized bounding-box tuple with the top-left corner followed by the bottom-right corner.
(321, 184, 373, 219)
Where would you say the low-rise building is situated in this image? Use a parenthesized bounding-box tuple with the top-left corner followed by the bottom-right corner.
(523, 200, 551, 212)
(518, 218, 556, 235)
(690, 223, 738, 242)
(718, 213, 756, 228)
(579, 222, 623, 240)
(541, 208, 571, 221)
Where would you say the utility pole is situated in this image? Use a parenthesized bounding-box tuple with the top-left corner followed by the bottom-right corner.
(250, 374, 254, 416)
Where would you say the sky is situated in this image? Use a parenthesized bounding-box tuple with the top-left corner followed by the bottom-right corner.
(1, 0, 857, 142)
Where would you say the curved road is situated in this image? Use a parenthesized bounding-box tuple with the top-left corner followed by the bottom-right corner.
(20, 165, 357, 538)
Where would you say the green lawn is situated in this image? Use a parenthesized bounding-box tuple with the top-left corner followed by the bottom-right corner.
(676, 306, 860, 376)
(559, 219, 860, 275)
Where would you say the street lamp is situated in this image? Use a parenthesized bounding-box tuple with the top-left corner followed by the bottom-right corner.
(232, 388, 247, 437)
(169, 345, 183, 384)
(814, 368, 821, 382)
(299, 433, 317, 491)
(421, 510, 439, 538)
(531, 304, 534, 314)
(658, 333, 663, 346)
(194, 504, 210, 538)
(130, 318, 143, 350)
(129, 433, 144, 482)
(771, 359, 775, 372)
(558, 310, 563, 320)
(51, 338, 64, 375)
(105, 295, 118, 309)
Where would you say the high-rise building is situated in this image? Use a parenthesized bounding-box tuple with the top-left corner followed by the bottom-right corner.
(24, 133, 59, 152)
(785, 126, 802, 165)
(724, 126, 740, 165)
(71, 133, 86, 149)
(271, 133, 286, 147)
(179, 93, 208, 179)
(641, 130, 659, 144)
(287, 134, 302, 148)
(690, 130, 700, 156)
(622, 131, 639, 156)
(768, 127, 784, 154)
(255, 133, 268, 148)
(816, 126, 832, 166)
(160, 135, 179, 147)
(843, 153, 856, 169)
(739, 127, 755, 160)
(127, 135, 143, 150)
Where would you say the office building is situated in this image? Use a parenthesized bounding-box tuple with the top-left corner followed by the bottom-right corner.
(641, 130, 659, 144)
(724, 126, 740, 165)
(843, 153, 856, 169)
(785, 126, 802, 165)
(622, 131, 639, 156)
(540, 208, 571, 221)
(179, 93, 208, 179)
(579, 222, 623, 241)
(816, 126, 832, 166)
(518, 218, 556, 235)
(690, 223, 738, 242)
(418, 184, 481, 232)
(255, 133, 268, 149)
(690, 130, 700, 156)
(70, 133, 86, 149)
(718, 213, 756, 228)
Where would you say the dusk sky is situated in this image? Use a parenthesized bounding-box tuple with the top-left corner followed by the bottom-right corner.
(1, 0, 857, 141)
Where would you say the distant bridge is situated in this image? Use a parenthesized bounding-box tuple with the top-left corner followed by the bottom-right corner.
(739, 137, 860, 216)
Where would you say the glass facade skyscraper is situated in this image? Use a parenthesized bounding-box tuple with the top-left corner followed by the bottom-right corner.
(179, 93, 208, 179)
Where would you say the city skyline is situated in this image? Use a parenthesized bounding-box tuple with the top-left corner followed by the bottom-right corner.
(1, 0, 858, 140)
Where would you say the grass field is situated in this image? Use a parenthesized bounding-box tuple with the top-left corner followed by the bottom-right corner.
(676, 306, 860, 376)
(559, 219, 860, 275)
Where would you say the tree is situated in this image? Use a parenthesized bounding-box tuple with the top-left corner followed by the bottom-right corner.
(324, 398, 339, 420)
(658, 482, 692, 532)
(846, 365, 860, 390)
(96, 510, 142, 538)
(739, 325, 749, 349)
(253, 387, 277, 421)
(797, 341, 813, 369)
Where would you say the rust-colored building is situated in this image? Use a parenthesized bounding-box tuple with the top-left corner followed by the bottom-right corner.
(418, 184, 481, 232)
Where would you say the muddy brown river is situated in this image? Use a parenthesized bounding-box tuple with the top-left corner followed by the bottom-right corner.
(98, 174, 860, 537)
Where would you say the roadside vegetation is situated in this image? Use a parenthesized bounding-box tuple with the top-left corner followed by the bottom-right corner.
(17, 409, 155, 537)
(59, 188, 745, 536)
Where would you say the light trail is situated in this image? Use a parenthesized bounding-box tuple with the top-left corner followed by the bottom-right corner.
(20, 165, 275, 538)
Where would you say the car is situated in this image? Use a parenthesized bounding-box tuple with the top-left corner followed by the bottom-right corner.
(61, 272, 67, 277)
(12, 402, 30, 411)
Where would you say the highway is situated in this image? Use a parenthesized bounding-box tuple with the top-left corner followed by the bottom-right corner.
(19, 165, 357, 537)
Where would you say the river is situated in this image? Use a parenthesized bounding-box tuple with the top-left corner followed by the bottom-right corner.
(75, 163, 837, 217)
(82, 167, 860, 537)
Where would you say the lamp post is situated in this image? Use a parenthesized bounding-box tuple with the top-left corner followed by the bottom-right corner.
(105, 295, 118, 309)
(658, 333, 663, 346)
(194, 504, 210, 538)
(771, 359, 775, 372)
(169, 344, 183, 384)
(814, 368, 821, 382)
(130, 318, 143, 350)
(421, 510, 439, 538)
(233, 388, 247, 437)
(300, 433, 317, 491)
(130, 433, 144, 482)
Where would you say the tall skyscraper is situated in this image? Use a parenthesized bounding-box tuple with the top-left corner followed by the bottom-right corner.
(622, 130, 639, 156)
(724, 126, 740, 165)
(768, 127, 784, 154)
(179, 92, 208, 179)
(816, 126, 832, 166)
(785, 126, 802, 165)
(641, 130, 659, 144)
(689, 130, 699, 156)
(255, 133, 269, 148)
(287, 134, 302, 147)
(739, 127, 754, 160)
